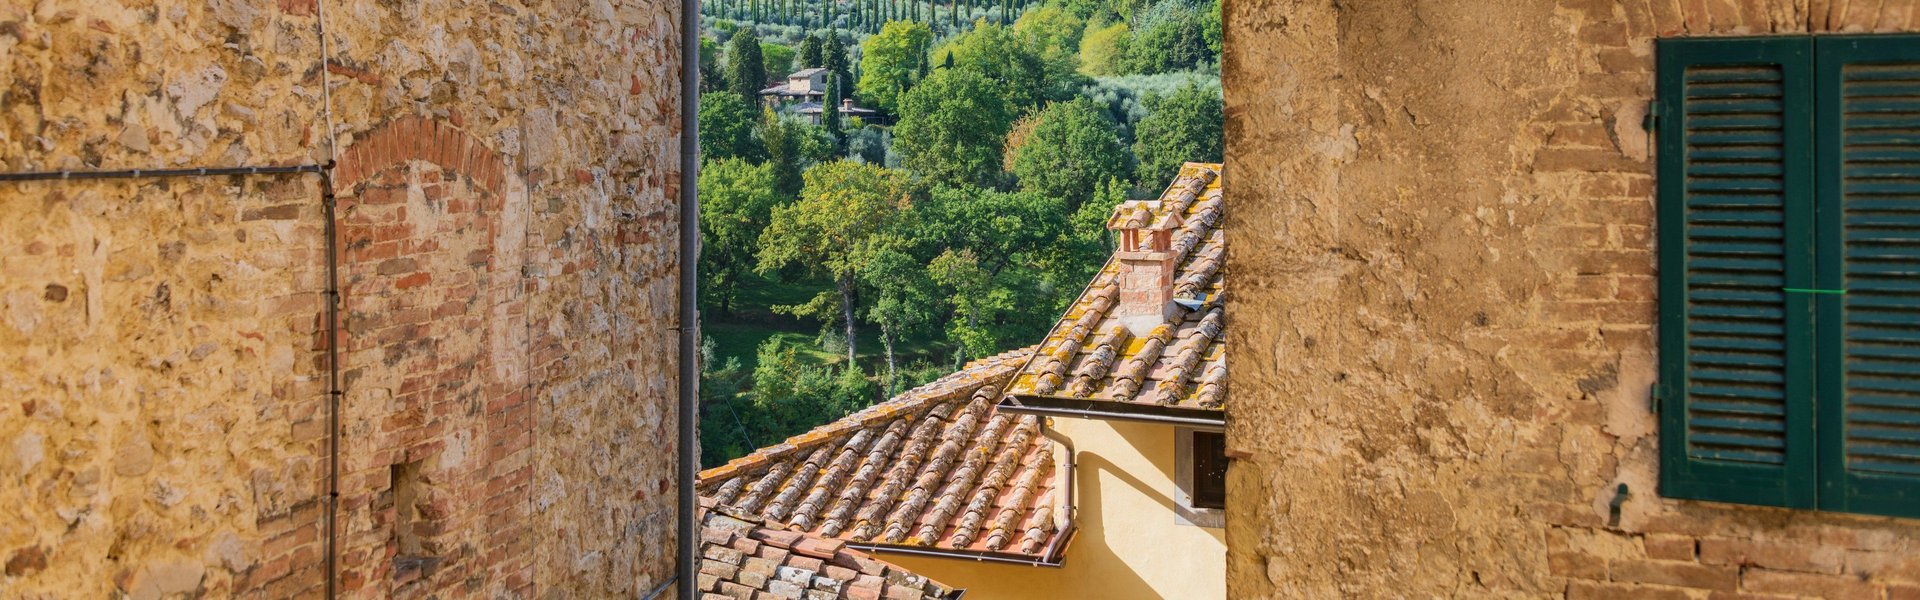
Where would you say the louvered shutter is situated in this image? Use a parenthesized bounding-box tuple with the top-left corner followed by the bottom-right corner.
(1657, 37, 1818, 508)
(1814, 35, 1920, 519)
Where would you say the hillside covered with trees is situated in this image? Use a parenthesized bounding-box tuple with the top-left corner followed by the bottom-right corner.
(696, 0, 1222, 466)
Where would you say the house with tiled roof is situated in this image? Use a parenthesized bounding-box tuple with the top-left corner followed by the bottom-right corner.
(699, 164, 1229, 599)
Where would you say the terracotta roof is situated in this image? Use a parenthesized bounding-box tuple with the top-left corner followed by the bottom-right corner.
(1003, 162, 1226, 414)
(697, 348, 1071, 563)
(698, 498, 963, 600)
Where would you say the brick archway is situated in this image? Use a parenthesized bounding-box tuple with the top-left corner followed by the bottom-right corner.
(328, 116, 532, 598)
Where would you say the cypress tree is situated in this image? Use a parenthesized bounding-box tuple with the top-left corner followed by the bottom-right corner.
(725, 29, 767, 100)
(823, 71, 843, 140)
(824, 29, 853, 101)
(799, 34, 823, 67)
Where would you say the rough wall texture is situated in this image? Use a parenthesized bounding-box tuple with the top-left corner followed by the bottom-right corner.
(1225, 1, 1920, 598)
(0, 0, 683, 598)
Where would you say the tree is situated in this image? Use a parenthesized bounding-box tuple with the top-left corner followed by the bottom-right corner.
(759, 110, 837, 197)
(749, 338, 875, 427)
(1132, 81, 1222, 185)
(1123, 10, 1210, 74)
(799, 34, 824, 67)
(915, 185, 1082, 361)
(823, 71, 844, 140)
(824, 30, 854, 100)
(699, 91, 764, 162)
(1013, 6, 1085, 67)
(1077, 22, 1129, 76)
(700, 36, 723, 92)
(726, 28, 768, 99)
(892, 68, 1014, 188)
(757, 161, 911, 363)
(855, 21, 934, 112)
(859, 241, 939, 391)
(1011, 98, 1130, 209)
(761, 42, 796, 80)
(943, 20, 1073, 110)
(698, 158, 782, 316)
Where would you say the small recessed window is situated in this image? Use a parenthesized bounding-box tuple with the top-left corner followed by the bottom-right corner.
(1175, 428, 1227, 527)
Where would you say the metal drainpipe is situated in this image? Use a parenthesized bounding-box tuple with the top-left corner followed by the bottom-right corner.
(1036, 417, 1082, 534)
(675, 0, 702, 593)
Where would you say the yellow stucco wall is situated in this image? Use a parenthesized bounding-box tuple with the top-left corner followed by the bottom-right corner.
(883, 418, 1226, 599)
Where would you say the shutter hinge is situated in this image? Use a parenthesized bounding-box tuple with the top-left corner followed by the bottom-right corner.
(1642, 100, 1660, 132)
(1649, 383, 1661, 414)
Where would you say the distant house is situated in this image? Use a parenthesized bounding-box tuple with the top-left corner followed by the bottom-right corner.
(795, 98, 891, 126)
(699, 164, 1229, 600)
(761, 68, 829, 107)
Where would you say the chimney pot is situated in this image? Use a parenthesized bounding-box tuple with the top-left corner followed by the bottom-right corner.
(1105, 201, 1183, 335)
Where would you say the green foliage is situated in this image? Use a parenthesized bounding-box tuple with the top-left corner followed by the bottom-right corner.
(822, 71, 843, 139)
(700, 36, 724, 92)
(1011, 98, 1131, 209)
(856, 21, 934, 112)
(761, 42, 797, 78)
(824, 30, 854, 100)
(1122, 0, 1212, 74)
(699, 337, 876, 467)
(1078, 22, 1130, 76)
(859, 241, 940, 392)
(845, 125, 891, 166)
(696, 339, 754, 467)
(758, 161, 910, 281)
(758, 161, 912, 360)
(749, 338, 875, 424)
(914, 185, 1089, 359)
(758, 110, 836, 197)
(726, 29, 768, 98)
(1199, 0, 1220, 57)
(892, 68, 1014, 188)
(1013, 7, 1086, 77)
(698, 158, 782, 315)
(799, 33, 824, 67)
(942, 20, 1080, 110)
(699, 91, 764, 162)
(1131, 81, 1221, 185)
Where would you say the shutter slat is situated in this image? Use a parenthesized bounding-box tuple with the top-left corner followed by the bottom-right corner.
(1851, 409, 1920, 426)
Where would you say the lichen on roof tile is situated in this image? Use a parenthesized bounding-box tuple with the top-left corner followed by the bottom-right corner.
(1006, 162, 1228, 412)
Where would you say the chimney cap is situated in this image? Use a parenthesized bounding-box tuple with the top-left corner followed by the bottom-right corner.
(1105, 200, 1183, 232)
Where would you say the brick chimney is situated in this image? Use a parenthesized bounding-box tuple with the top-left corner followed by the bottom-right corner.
(1106, 201, 1183, 336)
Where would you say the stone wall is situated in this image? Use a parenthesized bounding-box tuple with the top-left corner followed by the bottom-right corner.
(0, 0, 683, 598)
(1224, 1, 1920, 598)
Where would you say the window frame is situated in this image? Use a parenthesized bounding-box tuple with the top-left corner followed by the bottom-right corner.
(1174, 427, 1226, 528)
(1656, 33, 1920, 520)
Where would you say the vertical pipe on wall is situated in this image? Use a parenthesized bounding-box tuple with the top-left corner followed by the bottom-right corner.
(676, 0, 703, 591)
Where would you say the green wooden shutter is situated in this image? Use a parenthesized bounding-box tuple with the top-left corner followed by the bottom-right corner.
(1814, 34, 1920, 519)
(1657, 37, 1818, 508)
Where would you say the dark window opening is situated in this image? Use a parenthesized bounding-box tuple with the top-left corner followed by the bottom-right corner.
(1192, 430, 1227, 510)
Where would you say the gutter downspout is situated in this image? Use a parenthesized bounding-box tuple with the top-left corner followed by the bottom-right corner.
(1037, 420, 1076, 564)
(675, 0, 702, 595)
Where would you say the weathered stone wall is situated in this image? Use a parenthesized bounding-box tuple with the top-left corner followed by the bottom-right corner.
(1225, 1, 1920, 598)
(0, 0, 683, 598)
